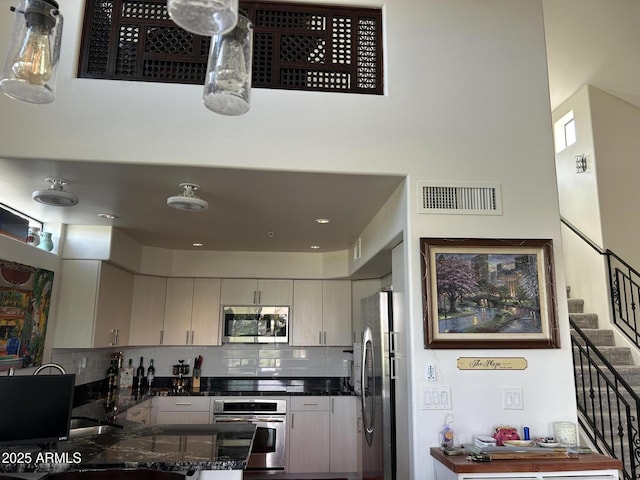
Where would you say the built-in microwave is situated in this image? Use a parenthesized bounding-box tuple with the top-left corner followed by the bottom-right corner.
(222, 306, 290, 343)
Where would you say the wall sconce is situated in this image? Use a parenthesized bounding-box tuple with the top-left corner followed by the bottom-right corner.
(0, 0, 62, 104)
(575, 154, 587, 173)
(167, 0, 238, 36)
(202, 14, 252, 116)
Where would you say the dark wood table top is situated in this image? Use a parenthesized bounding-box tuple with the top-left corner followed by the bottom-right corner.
(431, 447, 623, 473)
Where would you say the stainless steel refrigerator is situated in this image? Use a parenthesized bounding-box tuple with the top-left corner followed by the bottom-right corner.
(360, 291, 396, 480)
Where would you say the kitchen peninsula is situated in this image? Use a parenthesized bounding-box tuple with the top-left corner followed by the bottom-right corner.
(0, 422, 256, 480)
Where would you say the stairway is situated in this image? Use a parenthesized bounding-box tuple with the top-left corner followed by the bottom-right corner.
(569, 297, 638, 479)
(569, 298, 640, 384)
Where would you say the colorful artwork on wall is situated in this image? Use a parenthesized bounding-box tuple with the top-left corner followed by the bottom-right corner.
(0, 259, 54, 371)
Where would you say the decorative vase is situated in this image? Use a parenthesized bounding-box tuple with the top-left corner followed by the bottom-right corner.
(39, 231, 53, 251)
(26, 227, 40, 246)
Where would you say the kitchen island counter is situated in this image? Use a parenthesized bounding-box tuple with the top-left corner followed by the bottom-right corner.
(0, 423, 256, 480)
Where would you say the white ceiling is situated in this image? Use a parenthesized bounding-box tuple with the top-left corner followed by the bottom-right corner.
(0, 1, 637, 273)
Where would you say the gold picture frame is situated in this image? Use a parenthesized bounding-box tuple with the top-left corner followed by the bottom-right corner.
(421, 238, 559, 349)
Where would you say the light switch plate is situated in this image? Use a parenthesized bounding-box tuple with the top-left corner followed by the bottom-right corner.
(502, 387, 523, 410)
(422, 385, 451, 410)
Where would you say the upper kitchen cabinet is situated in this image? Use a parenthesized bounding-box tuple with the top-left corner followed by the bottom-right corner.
(129, 275, 167, 345)
(54, 260, 133, 348)
(291, 280, 351, 346)
(220, 279, 293, 305)
(163, 278, 221, 345)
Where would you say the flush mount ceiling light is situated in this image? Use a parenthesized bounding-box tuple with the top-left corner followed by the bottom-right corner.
(167, 0, 238, 36)
(167, 183, 208, 212)
(32, 177, 79, 207)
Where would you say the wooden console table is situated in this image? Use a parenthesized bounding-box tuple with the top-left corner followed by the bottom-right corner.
(431, 447, 622, 479)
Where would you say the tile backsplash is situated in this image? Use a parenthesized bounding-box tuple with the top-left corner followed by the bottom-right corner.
(51, 344, 353, 385)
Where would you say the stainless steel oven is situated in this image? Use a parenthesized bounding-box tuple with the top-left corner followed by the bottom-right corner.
(212, 398, 287, 471)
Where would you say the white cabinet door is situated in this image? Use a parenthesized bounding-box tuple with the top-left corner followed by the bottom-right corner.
(94, 263, 133, 347)
(329, 396, 358, 472)
(220, 278, 257, 304)
(323, 280, 352, 346)
(53, 260, 133, 348)
(191, 278, 221, 345)
(53, 260, 100, 348)
(291, 280, 352, 346)
(220, 278, 293, 305)
(288, 397, 330, 473)
(163, 278, 195, 345)
(292, 280, 323, 345)
(129, 275, 167, 345)
(257, 279, 293, 304)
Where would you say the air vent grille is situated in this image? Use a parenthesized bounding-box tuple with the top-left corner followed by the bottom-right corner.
(418, 182, 502, 215)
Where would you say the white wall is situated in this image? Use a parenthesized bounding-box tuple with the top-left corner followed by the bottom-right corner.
(0, 1, 571, 478)
(590, 87, 640, 268)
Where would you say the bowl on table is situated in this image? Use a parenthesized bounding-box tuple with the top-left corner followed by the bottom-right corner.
(503, 440, 536, 448)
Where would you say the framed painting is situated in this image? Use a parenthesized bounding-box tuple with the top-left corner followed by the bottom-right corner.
(421, 238, 559, 349)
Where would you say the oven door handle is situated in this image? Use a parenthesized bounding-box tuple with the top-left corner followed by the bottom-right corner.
(215, 417, 285, 423)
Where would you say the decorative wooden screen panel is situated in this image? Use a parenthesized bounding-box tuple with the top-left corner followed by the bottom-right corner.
(78, 0, 383, 94)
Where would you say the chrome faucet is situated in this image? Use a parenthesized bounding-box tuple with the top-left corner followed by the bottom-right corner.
(33, 363, 67, 375)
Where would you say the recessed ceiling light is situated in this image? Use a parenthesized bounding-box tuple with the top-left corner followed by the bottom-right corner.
(98, 213, 117, 220)
(193, 243, 204, 247)
(310, 245, 321, 249)
(315, 218, 330, 224)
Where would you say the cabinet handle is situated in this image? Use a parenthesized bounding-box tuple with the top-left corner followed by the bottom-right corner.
(390, 356, 397, 380)
(111, 329, 119, 346)
(186, 330, 190, 345)
(303, 402, 319, 406)
(331, 398, 334, 413)
(160, 329, 164, 345)
(324, 331, 327, 345)
(318, 331, 322, 345)
(175, 402, 193, 406)
(190, 330, 195, 344)
(291, 413, 294, 429)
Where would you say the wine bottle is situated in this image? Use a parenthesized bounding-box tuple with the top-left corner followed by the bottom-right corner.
(146, 359, 155, 394)
(135, 357, 145, 399)
(106, 359, 117, 410)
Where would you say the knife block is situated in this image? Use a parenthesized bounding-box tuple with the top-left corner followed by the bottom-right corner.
(192, 369, 200, 392)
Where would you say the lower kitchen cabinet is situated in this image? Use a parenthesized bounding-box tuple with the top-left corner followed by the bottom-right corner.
(288, 396, 358, 474)
(153, 396, 212, 424)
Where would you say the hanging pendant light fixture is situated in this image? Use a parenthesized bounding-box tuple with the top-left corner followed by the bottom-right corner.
(0, 0, 62, 104)
(167, 0, 238, 36)
(203, 14, 252, 116)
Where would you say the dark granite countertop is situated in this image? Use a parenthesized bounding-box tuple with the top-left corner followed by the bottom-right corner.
(0, 423, 256, 476)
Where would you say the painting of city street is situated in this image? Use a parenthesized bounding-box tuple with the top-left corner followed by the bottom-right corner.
(421, 238, 559, 349)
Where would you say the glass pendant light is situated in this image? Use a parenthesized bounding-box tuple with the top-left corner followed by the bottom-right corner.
(203, 14, 252, 116)
(167, 0, 238, 36)
(0, 0, 62, 104)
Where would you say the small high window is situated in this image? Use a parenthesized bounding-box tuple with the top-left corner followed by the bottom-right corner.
(554, 110, 576, 153)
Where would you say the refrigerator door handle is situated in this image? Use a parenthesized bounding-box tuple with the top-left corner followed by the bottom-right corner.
(389, 331, 398, 354)
(390, 356, 397, 380)
(361, 326, 375, 447)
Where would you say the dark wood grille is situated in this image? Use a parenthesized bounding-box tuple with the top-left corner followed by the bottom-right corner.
(78, 0, 383, 94)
